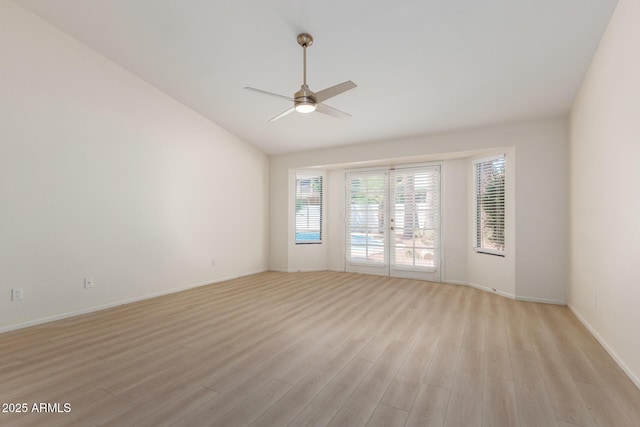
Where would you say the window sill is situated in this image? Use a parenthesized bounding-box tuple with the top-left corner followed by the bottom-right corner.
(473, 248, 505, 257)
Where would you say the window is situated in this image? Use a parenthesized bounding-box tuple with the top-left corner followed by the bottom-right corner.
(474, 156, 505, 255)
(295, 173, 323, 244)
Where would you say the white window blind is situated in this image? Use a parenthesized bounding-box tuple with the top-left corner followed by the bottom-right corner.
(390, 166, 440, 269)
(295, 174, 323, 244)
(474, 156, 505, 255)
(345, 171, 388, 264)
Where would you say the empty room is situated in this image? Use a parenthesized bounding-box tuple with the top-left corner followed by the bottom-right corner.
(1, 0, 639, 426)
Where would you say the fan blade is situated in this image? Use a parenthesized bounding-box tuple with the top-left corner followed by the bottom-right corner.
(268, 107, 295, 122)
(314, 80, 357, 103)
(244, 87, 293, 102)
(316, 103, 352, 118)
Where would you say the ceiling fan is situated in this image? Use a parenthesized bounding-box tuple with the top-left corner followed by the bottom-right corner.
(244, 33, 357, 122)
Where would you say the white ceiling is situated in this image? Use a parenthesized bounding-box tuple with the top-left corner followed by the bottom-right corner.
(15, 0, 618, 155)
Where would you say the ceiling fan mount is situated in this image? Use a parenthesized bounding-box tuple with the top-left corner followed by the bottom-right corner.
(244, 32, 357, 122)
(296, 32, 313, 48)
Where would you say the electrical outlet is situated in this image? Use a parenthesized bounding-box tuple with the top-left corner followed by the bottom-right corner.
(84, 277, 94, 289)
(11, 288, 24, 301)
(211, 258, 216, 267)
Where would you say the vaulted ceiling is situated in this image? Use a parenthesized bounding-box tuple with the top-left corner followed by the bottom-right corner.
(15, 0, 618, 154)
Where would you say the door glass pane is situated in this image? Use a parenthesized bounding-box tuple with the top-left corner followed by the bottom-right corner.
(390, 167, 440, 270)
(346, 172, 387, 265)
(415, 249, 435, 267)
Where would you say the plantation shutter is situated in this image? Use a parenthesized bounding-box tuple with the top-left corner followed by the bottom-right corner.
(389, 166, 440, 269)
(295, 174, 323, 244)
(474, 156, 505, 255)
(345, 171, 388, 265)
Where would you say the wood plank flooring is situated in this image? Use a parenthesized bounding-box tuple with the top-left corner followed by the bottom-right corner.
(1, 271, 639, 426)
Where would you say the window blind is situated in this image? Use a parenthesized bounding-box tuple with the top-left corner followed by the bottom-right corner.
(389, 166, 440, 269)
(295, 174, 323, 244)
(474, 156, 505, 255)
(345, 171, 388, 264)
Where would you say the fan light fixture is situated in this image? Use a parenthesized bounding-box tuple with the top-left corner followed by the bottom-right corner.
(295, 103, 316, 113)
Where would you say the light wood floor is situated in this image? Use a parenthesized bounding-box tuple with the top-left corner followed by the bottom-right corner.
(1, 271, 639, 427)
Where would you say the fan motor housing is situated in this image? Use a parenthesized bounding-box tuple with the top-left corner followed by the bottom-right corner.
(294, 85, 317, 111)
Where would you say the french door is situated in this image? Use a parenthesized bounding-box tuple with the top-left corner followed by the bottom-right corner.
(345, 165, 441, 281)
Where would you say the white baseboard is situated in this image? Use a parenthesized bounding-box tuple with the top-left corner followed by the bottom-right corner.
(0, 269, 267, 334)
(445, 279, 566, 305)
(322, 273, 563, 304)
(442, 280, 467, 286)
(568, 303, 640, 391)
(516, 294, 566, 305)
(445, 279, 515, 299)
(459, 281, 515, 300)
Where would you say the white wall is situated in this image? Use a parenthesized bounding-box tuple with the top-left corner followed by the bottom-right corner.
(0, 1, 269, 330)
(270, 118, 568, 302)
(442, 159, 468, 284)
(569, 0, 640, 386)
(327, 170, 347, 272)
(514, 126, 569, 303)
